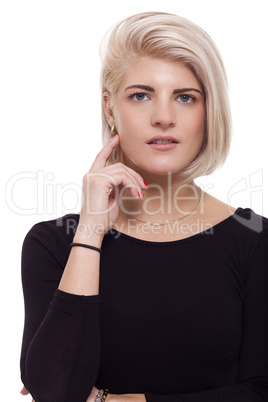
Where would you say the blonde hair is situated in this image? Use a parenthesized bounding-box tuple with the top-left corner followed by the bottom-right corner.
(100, 12, 232, 181)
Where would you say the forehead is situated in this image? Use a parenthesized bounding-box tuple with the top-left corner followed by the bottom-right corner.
(119, 57, 201, 90)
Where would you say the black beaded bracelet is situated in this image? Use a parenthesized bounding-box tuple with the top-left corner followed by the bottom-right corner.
(70, 242, 103, 253)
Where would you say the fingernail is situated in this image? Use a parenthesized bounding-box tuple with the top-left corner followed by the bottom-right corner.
(139, 191, 144, 198)
(143, 180, 148, 188)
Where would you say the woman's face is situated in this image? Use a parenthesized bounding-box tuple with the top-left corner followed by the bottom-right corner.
(106, 57, 205, 176)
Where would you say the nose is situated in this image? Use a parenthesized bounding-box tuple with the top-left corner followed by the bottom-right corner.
(151, 99, 176, 129)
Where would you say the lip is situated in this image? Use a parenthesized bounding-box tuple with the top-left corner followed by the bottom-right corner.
(147, 142, 178, 151)
(146, 135, 179, 151)
(146, 135, 179, 144)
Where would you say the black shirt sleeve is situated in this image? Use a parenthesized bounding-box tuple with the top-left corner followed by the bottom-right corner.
(20, 220, 100, 402)
(145, 225, 268, 401)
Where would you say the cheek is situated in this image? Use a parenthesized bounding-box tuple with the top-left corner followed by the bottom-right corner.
(115, 110, 137, 152)
(115, 110, 145, 153)
(189, 108, 205, 138)
(180, 113, 204, 140)
(114, 99, 132, 123)
(182, 110, 205, 155)
(115, 107, 131, 134)
(115, 99, 148, 134)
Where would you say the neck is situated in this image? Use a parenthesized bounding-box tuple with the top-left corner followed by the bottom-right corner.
(119, 170, 201, 224)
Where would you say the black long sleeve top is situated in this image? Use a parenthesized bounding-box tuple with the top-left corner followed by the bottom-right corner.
(20, 208, 268, 401)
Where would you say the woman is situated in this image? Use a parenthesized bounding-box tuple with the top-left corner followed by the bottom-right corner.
(20, 12, 268, 402)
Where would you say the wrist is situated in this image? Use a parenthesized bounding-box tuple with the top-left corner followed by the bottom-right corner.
(73, 234, 103, 249)
(74, 221, 107, 246)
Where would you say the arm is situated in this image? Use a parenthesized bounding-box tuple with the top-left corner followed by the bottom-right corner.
(20, 222, 101, 402)
(20, 134, 147, 401)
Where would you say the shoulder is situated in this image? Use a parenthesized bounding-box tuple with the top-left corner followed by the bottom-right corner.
(232, 209, 268, 282)
(22, 214, 80, 267)
(216, 205, 268, 243)
(234, 207, 268, 233)
(201, 192, 268, 254)
(233, 208, 268, 254)
(202, 192, 268, 235)
(25, 214, 79, 240)
(219, 207, 268, 270)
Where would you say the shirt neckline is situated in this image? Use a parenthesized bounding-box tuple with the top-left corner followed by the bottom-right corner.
(104, 207, 243, 246)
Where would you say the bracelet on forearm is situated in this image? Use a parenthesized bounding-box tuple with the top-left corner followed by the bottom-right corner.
(70, 242, 103, 253)
(102, 389, 109, 401)
(95, 389, 109, 402)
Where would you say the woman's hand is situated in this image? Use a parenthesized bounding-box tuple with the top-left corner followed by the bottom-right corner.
(20, 386, 29, 396)
(86, 386, 146, 402)
(20, 386, 35, 401)
(75, 134, 147, 243)
(107, 393, 146, 402)
(20, 385, 145, 402)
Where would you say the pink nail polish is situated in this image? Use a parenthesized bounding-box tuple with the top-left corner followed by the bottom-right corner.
(139, 191, 144, 198)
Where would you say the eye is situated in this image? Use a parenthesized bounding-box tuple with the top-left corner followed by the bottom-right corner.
(129, 92, 149, 101)
(177, 94, 196, 103)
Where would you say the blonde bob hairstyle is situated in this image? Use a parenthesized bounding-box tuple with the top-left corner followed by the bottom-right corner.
(100, 12, 231, 182)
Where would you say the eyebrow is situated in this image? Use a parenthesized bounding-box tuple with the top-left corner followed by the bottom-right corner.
(124, 84, 203, 95)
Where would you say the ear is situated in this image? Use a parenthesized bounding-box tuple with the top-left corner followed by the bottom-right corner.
(103, 91, 115, 127)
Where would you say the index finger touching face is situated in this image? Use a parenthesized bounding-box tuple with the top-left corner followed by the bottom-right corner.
(91, 134, 119, 171)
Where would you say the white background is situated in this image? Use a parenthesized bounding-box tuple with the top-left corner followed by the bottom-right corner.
(1, 0, 268, 400)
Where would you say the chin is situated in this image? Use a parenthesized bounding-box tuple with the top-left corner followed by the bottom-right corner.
(124, 155, 190, 176)
(140, 162, 187, 176)
(150, 168, 183, 176)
